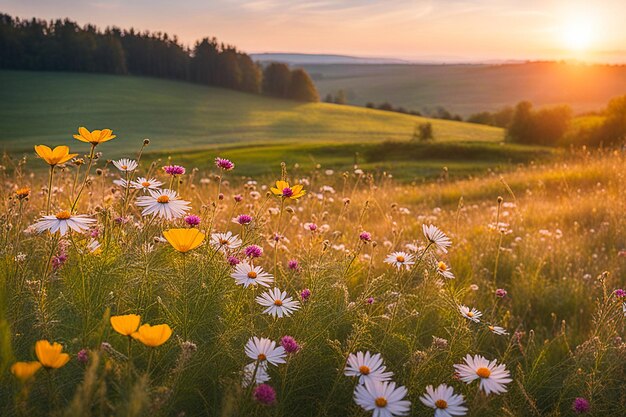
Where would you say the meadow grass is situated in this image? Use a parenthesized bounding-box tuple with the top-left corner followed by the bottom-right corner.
(0, 132, 624, 416)
(0, 70, 532, 180)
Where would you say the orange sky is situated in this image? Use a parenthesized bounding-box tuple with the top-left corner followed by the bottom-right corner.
(3, 0, 625, 62)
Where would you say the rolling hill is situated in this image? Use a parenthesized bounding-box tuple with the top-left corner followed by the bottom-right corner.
(303, 61, 626, 116)
(0, 70, 550, 179)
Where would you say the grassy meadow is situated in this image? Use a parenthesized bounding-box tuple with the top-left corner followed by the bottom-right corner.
(304, 62, 626, 116)
(0, 123, 624, 416)
(0, 70, 560, 179)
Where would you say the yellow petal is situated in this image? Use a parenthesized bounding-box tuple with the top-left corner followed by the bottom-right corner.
(275, 180, 289, 190)
(164, 228, 205, 253)
(110, 314, 141, 336)
(35, 340, 69, 369)
(11, 361, 42, 382)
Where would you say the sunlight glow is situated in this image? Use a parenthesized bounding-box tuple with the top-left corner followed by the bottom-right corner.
(561, 15, 595, 51)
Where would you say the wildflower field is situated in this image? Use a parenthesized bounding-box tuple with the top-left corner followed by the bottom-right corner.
(0, 128, 624, 417)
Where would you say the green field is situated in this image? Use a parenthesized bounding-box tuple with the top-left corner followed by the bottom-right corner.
(303, 61, 626, 116)
(0, 70, 555, 179)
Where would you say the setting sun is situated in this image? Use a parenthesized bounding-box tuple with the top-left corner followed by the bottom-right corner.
(561, 15, 595, 51)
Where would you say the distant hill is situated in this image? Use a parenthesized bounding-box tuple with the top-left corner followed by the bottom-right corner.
(302, 61, 626, 116)
(251, 53, 409, 65)
(0, 70, 521, 179)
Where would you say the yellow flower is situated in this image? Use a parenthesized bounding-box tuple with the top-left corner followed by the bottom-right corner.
(110, 314, 141, 336)
(163, 228, 205, 253)
(15, 187, 31, 200)
(35, 340, 70, 369)
(270, 180, 306, 200)
(11, 361, 42, 382)
(34, 145, 77, 166)
(73, 127, 116, 145)
(131, 323, 172, 347)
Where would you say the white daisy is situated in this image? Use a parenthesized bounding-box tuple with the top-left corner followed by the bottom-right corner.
(436, 261, 455, 279)
(135, 189, 191, 220)
(354, 380, 411, 417)
(231, 262, 274, 288)
(256, 287, 301, 318)
(113, 178, 129, 188)
(419, 383, 467, 417)
(453, 354, 512, 395)
(112, 158, 138, 172)
(458, 305, 482, 323)
(242, 361, 270, 387)
(344, 351, 394, 385)
(33, 211, 96, 236)
(487, 325, 509, 336)
(384, 251, 415, 270)
(210, 231, 243, 253)
(423, 225, 452, 253)
(131, 177, 163, 191)
(244, 336, 286, 367)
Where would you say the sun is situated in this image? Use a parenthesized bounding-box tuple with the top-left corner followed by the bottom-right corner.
(560, 16, 594, 51)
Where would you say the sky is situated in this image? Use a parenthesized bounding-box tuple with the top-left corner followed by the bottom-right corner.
(2, 0, 626, 63)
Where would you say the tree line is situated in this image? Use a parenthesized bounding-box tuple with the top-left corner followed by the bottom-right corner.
(0, 13, 319, 102)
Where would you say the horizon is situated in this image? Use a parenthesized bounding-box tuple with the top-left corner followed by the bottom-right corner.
(3, 0, 626, 64)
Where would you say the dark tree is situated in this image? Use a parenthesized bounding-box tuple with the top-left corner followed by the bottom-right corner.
(263, 63, 291, 98)
(287, 69, 319, 102)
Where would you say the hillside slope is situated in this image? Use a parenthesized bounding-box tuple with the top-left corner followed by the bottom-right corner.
(304, 61, 626, 116)
(0, 70, 550, 178)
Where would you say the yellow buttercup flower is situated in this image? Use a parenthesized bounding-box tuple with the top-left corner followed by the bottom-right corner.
(73, 127, 116, 145)
(163, 228, 205, 253)
(270, 180, 306, 200)
(131, 323, 172, 347)
(34, 145, 77, 166)
(35, 340, 70, 369)
(11, 361, 42, 382)
(110, 314, 141, 336)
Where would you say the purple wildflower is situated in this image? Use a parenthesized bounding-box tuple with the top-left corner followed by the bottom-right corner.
(306, 223, 317, 231)
(215, 157, 235, 171)
(245, 245, 263, 258)
(52, 252, 68, 271)
(300, 288, 311, 301)
(227, 256, 241, 266)
(288, 259, 299, 271)
(234, 214, 252, 225)
(218, 193, 224, 200)
(280, 336, 300, 353)
(572, 397, 590, 414)
(282, 187, 293, 198)
(184, 215, 201, 226)
(614, 289, 626, 298)
(495, 288, 508, 298)
(234, 194, 243, 202)
(77, 349, 89, 364)
(359, 231, 372, 242)
(162, 165, 186, 176)
(90, 228, 100, 238)
(253, 384, 276, 405)
(366, 297, 374, 305)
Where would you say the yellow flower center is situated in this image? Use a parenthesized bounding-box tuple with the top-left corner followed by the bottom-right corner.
(55, 210, 71, 220)
(141, 181, 151, 187)
(157, 195, 170, 203)
(375, 397, 387, 407)
(488, 325, 495, 331)
(274, 299, 283, 306)
(359, 365, 370, 375)
(396, 255, 405, 263)
(247, 271, 257, 279)
(438, 261, 447, 271)
(121, 165, 128, 170)
(435, 399, 448, 409)
(257, 353, 266, 361)
(467, 312, 474, 317)
(476, 367, 491, 378)
(220, 239, 229, 245)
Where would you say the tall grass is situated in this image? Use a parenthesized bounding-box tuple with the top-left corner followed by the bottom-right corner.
(0, 140, 624, 416)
